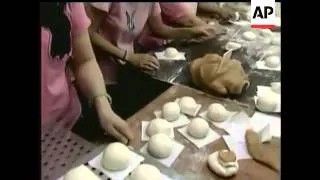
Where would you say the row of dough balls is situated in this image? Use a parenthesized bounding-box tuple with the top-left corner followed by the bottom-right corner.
(63, 148, 239, 179)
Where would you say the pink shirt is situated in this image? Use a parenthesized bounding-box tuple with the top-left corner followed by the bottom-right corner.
(137, 3, 198, 48)
(41, 3, 91, 128)
(90, 2, 161, 84)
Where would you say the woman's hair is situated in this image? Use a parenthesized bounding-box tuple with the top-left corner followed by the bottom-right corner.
(40, 2, 71, 59)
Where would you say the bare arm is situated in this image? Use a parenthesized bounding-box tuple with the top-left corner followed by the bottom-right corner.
(148, 14, 197, 39)
(175, 14, 207, 27)
(85, 5, 126, 60)
(197, 2, 221, 14)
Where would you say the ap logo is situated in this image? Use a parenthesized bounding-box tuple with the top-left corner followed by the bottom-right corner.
(251, 0, 276, 29)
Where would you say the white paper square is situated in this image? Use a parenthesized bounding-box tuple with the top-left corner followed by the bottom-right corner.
(223, 136, 252, 160)
(155, 51, 186, 61)
(199, 110, 238, 129)
(141, 121, 175, 141)
(223, 111, 251, 133)
(174, 98, 202, 117)
(140, 141, 184, 167)
(177, 126, 220, 149)
(250, 112, 281, 138)
(255, 60, 281, 71)
(154, 110, 190, 128)
(259, 123, 272, 143)
(88, 150, 144, 180)
(124, 173, 172, 180)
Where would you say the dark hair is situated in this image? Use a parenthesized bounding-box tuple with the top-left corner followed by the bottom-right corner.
(40, 2, 71, 59)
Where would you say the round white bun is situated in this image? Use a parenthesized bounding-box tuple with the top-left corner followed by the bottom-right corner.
(271, 37, 280, 45)
(187, 118, 209, 139)
(207, 150, 239, 177)
(207, 103, 229, 122)
(146, 118, 173, 137)
(242, 31, 256, 41)
(101, 142, 131, 171)
(64, 165, 100, 180)
(260, 29, 273, 37)
(256, 92, 277, 112)
(147, 133, 173, 159)
(130, 164, 161, 180)
(165, 47, 179, 58)
(179, 96, 197, 114)
(265, 56, 280, 68)
(162, 102, 181, 122)
(270, 82, 281, 94)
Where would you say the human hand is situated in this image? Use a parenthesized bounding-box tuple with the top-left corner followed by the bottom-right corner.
(217, 8, 237, 21)
(126, 52, 160, 71)
(95, 96, 134, 145)
(190, 24, 226, 43)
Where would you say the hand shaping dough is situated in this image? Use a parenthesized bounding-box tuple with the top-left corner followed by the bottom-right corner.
(165, 47, 179, 58)
(265, 56, 280, 68)
(256, 92, 277, 112)
(242, 31, 256, 41)
(130, 164, 161, 180)
(64, 165, 100, 180)
(225, 42, 242, 51)
(147, 133, 173, 159)
(179, 96, 197, 114)
(187, 117, 209, 139)
(190, 54, 249, 96)
(162, 102, 181, 122)
(207, 103, 229, 122)
(101, 142, 131, 171)
(208, 150, 239, 177)
(260, 29, 273, 37)
(270, 82, 281, 94)
(146, 118, 173, 137)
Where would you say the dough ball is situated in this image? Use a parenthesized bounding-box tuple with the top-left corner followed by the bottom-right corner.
(208, 150, 239, 178)
(271, 37, 280, 45)
(130, 164, 161, 180)
(256, 92, 277, 112)
(162, 102, 180, 122)
(148, 133, 173, 158)
(262, 37, 272, 44)
(165, 47, 179, 58)
(242, 31, 256, 41)
(146, 118, 173, 137)
(225, 42, 242, 51)
(270, 82, 281, 94)
(179, 96, 197, 114)
(64, 165, 100, 180)
(187, 118, 209, 139)
(101, 142, 130, 171)
(207, 103, 229, 122)
(265, 56, 280, 68)
(260, 29, 273, 37)
(208, 21, 215, 25)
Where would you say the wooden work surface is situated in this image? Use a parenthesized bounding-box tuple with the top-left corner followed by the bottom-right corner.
(127, 84, 280, 180)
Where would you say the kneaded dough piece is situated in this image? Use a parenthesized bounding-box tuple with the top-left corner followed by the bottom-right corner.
(208, 150, 239, 177)
(207, 103, 229, 122)
(187, 118, 209, 139)
(101, 142, 131, 171)
(265, 56, 280, 68)
(130, 164, 161, 180)
(256, 92, 277, 112)
(271, 37, 280, 45)
(165, 47, 179, 58)
(179, 96, 197, 114)
(242, 31, 256, 41)
(147, 118, 173, 137)
(225, 42, 242, 51)
(162, 102, 181, 122)
(64, 165, 100, 180)
(148, 133, 173, 159)
(270, 82, 281, 94)
(260, 29, 273, 37)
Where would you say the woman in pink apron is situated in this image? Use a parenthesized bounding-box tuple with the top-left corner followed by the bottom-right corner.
(41, 2, 133, 144)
